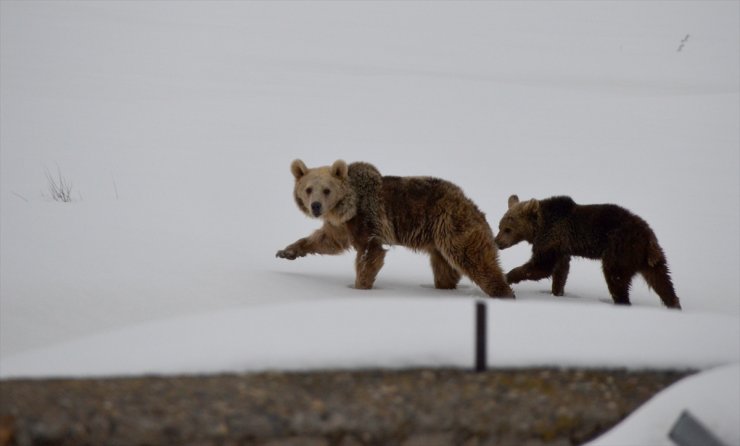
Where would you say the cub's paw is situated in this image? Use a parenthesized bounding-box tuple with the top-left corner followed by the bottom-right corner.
(276, 249, 299, 260)
(505, 269, 522, 284)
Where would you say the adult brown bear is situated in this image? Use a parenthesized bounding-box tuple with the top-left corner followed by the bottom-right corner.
(277, 160, 513, 298)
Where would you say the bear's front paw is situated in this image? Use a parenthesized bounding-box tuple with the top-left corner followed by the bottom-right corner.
(276, 248, 299, 260)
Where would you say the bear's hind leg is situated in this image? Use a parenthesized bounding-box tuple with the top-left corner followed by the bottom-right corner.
(430, 249, 461, 289)
(602, 261, 635, 305)
(551, 256, 571, 296)
(640, 263, 681, 309)
(439, 231, 513, 298)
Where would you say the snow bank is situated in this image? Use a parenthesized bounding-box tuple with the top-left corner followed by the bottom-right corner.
(587, 363, 740, 446)
(1, 299, 736, 379)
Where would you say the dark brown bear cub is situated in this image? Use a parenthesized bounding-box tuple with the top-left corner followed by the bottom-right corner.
(495, 195, 681, 309)
(276, 159, 513, 298)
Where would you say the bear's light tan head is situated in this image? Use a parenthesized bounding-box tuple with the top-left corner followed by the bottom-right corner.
(494, 194, 540, 249)
(290, 159, 357, 224)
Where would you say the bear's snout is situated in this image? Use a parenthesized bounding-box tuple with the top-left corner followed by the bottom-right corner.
(311, 201, 322, 217)
(494, 237, 510, 250)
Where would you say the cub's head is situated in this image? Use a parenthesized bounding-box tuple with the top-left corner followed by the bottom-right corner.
(290, 159, 355, 223)
(495, 194, 540, 249)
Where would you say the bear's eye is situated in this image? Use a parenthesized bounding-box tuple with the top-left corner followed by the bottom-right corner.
(323, 188, 330, 196)
(305, 187, 312, 195)
(504, 228, 512, 234)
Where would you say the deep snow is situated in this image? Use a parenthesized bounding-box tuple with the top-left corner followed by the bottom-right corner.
(1, 1, 738, 445)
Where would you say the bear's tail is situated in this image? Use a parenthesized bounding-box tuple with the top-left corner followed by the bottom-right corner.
(642, 232, 680, 309)
(647, 233, 666, 267)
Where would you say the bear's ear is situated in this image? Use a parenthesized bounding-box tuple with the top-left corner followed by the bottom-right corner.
(331, 160, 348, 179)
(522, 198, 540, 215)
(291, 159, 308, 180)
(508, 195, 520, 209)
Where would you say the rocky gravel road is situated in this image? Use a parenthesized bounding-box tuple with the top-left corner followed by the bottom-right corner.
(0, 368, 690, 446)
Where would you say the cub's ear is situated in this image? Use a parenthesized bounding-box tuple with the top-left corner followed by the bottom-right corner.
(331, 159, 348, 179)
(523, 198, 540, 215)
(291, 159, 308, 180)
(508, 194, 520, 209)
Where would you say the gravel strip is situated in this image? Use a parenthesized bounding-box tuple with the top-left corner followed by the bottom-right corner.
(0, 368, 690, 446)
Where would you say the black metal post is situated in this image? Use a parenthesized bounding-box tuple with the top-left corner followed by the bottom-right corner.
(669, 410, 727, 446)
(475, 300, 487, 372)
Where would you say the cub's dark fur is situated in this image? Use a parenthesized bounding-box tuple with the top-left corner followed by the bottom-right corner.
(495, 195, 680, 309)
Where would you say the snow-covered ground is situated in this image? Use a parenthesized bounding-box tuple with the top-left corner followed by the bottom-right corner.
(1, 1, 738, 445)
(587, 362, 740, 446)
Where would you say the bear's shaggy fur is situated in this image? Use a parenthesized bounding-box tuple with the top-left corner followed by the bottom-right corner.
(277, 160, 513, 298)
(494, 195, 681, 309)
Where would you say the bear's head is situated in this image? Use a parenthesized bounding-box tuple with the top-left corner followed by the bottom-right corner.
(494, 195, 540, 249)
(290, 159, 356, 224)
